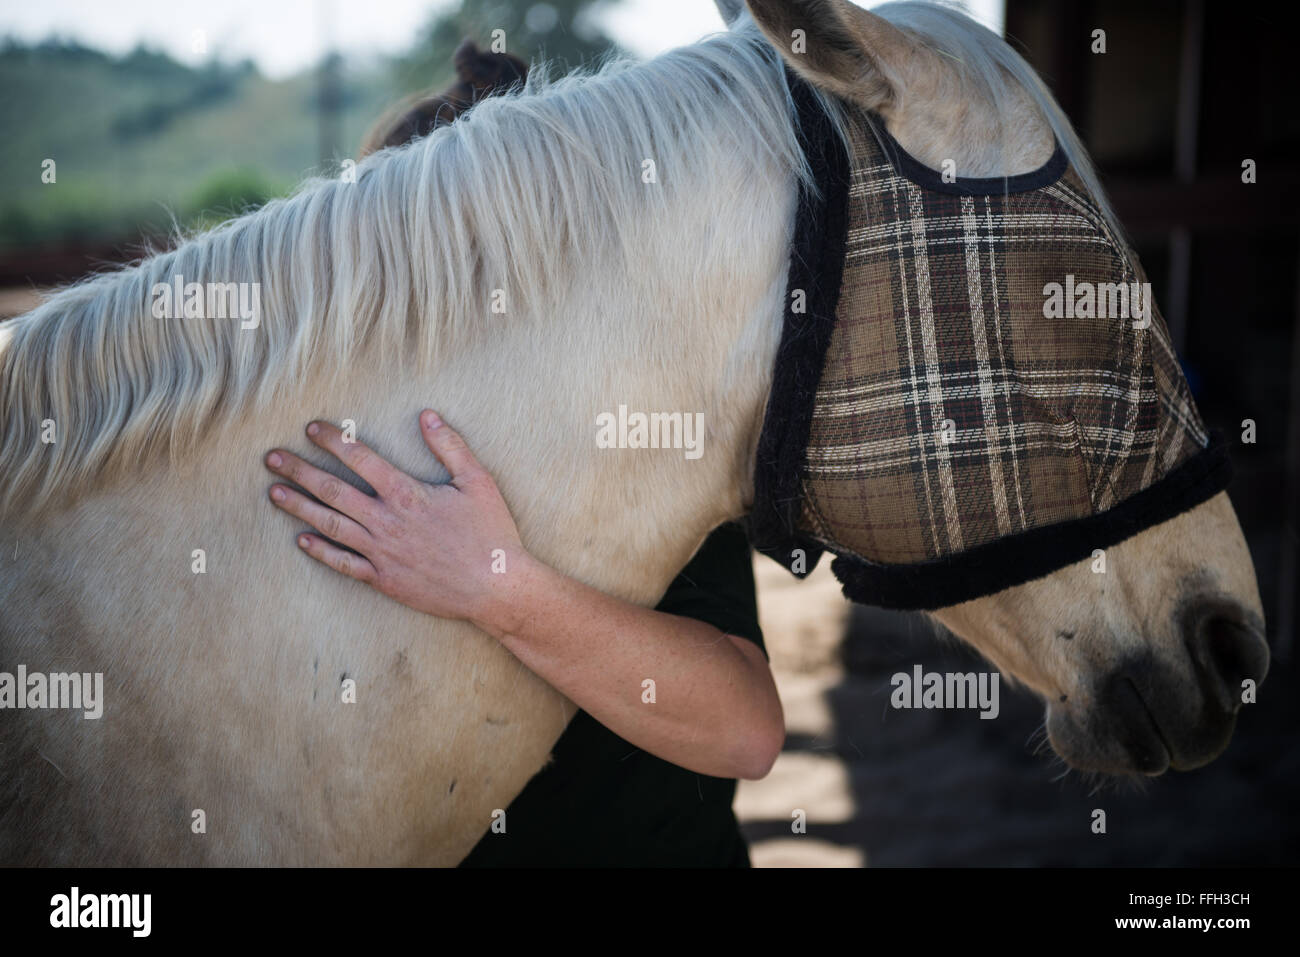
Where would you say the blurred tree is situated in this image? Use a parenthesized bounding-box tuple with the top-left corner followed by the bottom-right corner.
(391, 0, 625, 95)
(185, 168, 284, 230)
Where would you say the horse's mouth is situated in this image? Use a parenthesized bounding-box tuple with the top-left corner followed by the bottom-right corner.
(1051, 666, 1247, 776)
(1123, 678, 1173, 776)
(1046, 672, 1177, 775)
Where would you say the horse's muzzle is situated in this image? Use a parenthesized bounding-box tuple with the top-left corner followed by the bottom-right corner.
(1049, 598, 1268, 775)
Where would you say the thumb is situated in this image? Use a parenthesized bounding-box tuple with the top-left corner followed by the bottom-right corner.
(420, 410, 486, 488)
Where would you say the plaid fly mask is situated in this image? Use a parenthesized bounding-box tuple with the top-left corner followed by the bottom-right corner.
(747, 73, 1231, 610)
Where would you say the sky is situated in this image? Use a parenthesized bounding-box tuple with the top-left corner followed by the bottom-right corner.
(0, 0, 1006, 78)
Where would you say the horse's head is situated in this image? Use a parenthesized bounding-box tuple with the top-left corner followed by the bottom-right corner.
(360, 39, 529, 156)
(742, 0, 1268, 775)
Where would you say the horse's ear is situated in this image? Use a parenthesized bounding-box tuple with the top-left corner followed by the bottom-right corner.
(745, 0, 923, 111)
(713, 0, 746, 25)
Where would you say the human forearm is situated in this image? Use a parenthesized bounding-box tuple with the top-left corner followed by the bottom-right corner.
(478, 554, 784, 780)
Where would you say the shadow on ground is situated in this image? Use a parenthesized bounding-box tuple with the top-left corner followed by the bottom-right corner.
(740, 572, 1299, 866)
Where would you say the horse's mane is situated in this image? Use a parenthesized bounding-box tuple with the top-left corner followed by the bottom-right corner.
(0, 27, 809, 519)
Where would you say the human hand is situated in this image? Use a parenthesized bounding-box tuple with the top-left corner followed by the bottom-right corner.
(264, 411, 532, 633)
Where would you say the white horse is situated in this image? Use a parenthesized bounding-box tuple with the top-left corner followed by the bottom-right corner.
(0, 0, 1267, 865)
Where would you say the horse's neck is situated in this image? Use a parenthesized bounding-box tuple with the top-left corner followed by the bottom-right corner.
(463, 192, 792, 602)
(314, 155, 794, 607)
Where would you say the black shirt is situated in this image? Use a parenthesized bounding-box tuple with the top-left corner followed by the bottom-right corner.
(458, 521, 766, 867)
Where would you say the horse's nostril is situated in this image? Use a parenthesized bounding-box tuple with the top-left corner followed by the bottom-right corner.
(1184, 602, 1269, 714)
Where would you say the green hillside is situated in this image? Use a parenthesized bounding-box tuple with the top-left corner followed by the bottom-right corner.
(0, 38, 394, 249)
(0, 0, 624, 252)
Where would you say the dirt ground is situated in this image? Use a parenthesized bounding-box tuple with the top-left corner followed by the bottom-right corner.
(741, 555, 1299, 867)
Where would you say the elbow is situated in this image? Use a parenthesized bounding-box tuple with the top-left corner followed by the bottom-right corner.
(733, 713, 785, 781)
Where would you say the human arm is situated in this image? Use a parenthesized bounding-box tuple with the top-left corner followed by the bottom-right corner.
(263, 411, 784, 780)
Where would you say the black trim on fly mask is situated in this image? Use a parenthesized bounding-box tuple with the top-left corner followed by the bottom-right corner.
(744, 69, 850, 578)
(867, 111, 1069, 196)
(829, 432, 1233, 610)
